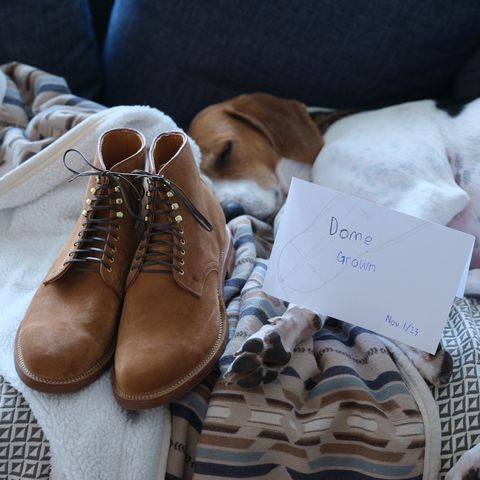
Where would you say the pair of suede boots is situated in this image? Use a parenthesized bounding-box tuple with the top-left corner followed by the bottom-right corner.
(14, 129, 233, 409)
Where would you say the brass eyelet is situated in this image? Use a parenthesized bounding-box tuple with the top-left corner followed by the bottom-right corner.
(115, 198, 123, 205)
(180, 248, 186, 256)
(116, 211, 124, 219)
(114, 186, 121, 193)
(178, 228, 184, 235)
(175, 215, 183, 223)
(171, 203, 179, 210)
(109, 257, 114, 263)
(180, 239, 186, 245)
(112, 235, 119, 241)
(106, 266, 113, 273)
(86, 198, 92, 205)
(166, 190, 174, 198)
(68, 252, 74, 257)
(111, 246, 117, 252)
(179, 259, 185, 266)
(179, 269, 185, 275)
(90, 187, 96, 194)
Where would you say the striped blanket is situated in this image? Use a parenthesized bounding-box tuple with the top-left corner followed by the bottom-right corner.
(2, 62, 480, 480)
(166, 216, 440, 480)
(0, 61, 104, 176)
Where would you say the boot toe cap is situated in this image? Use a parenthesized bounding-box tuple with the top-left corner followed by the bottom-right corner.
(113, 335, 221, 408)
(15, 279, 119, 392)
(15, 322, 115, 391)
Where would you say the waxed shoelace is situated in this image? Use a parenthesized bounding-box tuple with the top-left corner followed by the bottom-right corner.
(131, 173, 213, 274)
(63, 149, 213, 274)
(62, 149, 143, 272)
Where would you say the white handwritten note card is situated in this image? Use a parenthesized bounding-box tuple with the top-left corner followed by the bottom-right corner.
(263, 179, 475, 353)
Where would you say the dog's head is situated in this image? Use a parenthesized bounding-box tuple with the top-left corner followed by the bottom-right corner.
(188, 93, 324, 220)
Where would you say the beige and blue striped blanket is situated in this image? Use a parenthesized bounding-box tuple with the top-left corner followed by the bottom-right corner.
(166, 216, 439, 480)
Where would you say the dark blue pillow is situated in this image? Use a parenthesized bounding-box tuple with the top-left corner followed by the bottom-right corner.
(103, 0, 480, 127)
(455, 45, 480, 100)
(0, 0, 102, 99)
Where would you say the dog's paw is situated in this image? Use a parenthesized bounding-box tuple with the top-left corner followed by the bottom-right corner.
(446, 444, 480, 480)
(401, 343, 453, 386)
(465, 268, 480, 297)
(224, 323, 290, 388)
(462, 468, 480, 480)
(224, 305, 322, 388)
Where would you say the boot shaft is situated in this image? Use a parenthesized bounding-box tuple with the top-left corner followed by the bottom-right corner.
(128, 131, 228, 297)
(44, 128, 146, 296)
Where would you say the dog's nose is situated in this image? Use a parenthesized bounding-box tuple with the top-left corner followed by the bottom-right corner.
(221, 201, 245, 222)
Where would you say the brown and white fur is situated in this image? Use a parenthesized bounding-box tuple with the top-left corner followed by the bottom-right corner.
(189, 93, 323, 221)
(189, 91, 461, 374)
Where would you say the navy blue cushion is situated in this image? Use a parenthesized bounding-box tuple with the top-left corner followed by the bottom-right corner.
(0, 0, 102, 99)
(103, 0, 480, 127)
(455, 45, 480, 100)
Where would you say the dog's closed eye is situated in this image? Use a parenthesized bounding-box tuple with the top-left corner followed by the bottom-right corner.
(216, 141, 233, 169)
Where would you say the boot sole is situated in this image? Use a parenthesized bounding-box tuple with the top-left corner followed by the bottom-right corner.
(112, 226, 234, 409)
(14, 334, 115, 393)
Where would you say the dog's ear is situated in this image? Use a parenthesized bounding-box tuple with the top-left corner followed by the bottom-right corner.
(225, 93, 324, 164)
(310, 109, 357, 134)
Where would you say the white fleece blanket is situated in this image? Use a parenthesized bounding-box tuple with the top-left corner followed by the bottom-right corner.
(0, 105, 201, 480)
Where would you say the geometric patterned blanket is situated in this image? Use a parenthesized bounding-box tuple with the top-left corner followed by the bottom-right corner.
(432, 297, 480, 476)
(0, 378, 51, 480)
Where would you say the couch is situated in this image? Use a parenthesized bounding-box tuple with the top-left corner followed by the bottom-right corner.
(2, 0, 480, 127)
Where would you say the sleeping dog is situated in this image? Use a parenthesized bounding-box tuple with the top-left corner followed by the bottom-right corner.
(189, 93, 323, 221)
(188, 93, 480, 387)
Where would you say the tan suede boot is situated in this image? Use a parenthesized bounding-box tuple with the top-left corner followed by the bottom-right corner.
(113, 131, 233, 409)
(14, 128, 146, 392)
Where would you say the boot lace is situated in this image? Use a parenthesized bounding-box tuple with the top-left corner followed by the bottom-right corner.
(132, 174, 212, 274)
(62, 149, 143, 272)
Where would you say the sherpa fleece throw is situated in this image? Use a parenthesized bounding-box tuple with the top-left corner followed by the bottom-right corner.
(0, 63, 203, 479)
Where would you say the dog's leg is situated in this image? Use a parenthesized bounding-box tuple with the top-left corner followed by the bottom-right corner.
(224, 304, 322, 388)
(225, 306, 453, 388)
(396, 342, 453, 386)
(466, 269, 480, 297)
(446, 443, 480, 480)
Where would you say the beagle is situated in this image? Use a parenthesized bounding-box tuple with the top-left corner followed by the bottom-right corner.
(188, 91, 479, 401)
(189, 93, 324, 221)
(189, 92, 480, 479)
(189, 93, 480, 259)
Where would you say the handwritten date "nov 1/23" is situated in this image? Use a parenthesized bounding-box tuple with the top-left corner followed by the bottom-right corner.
(385, 314, 419, 337)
